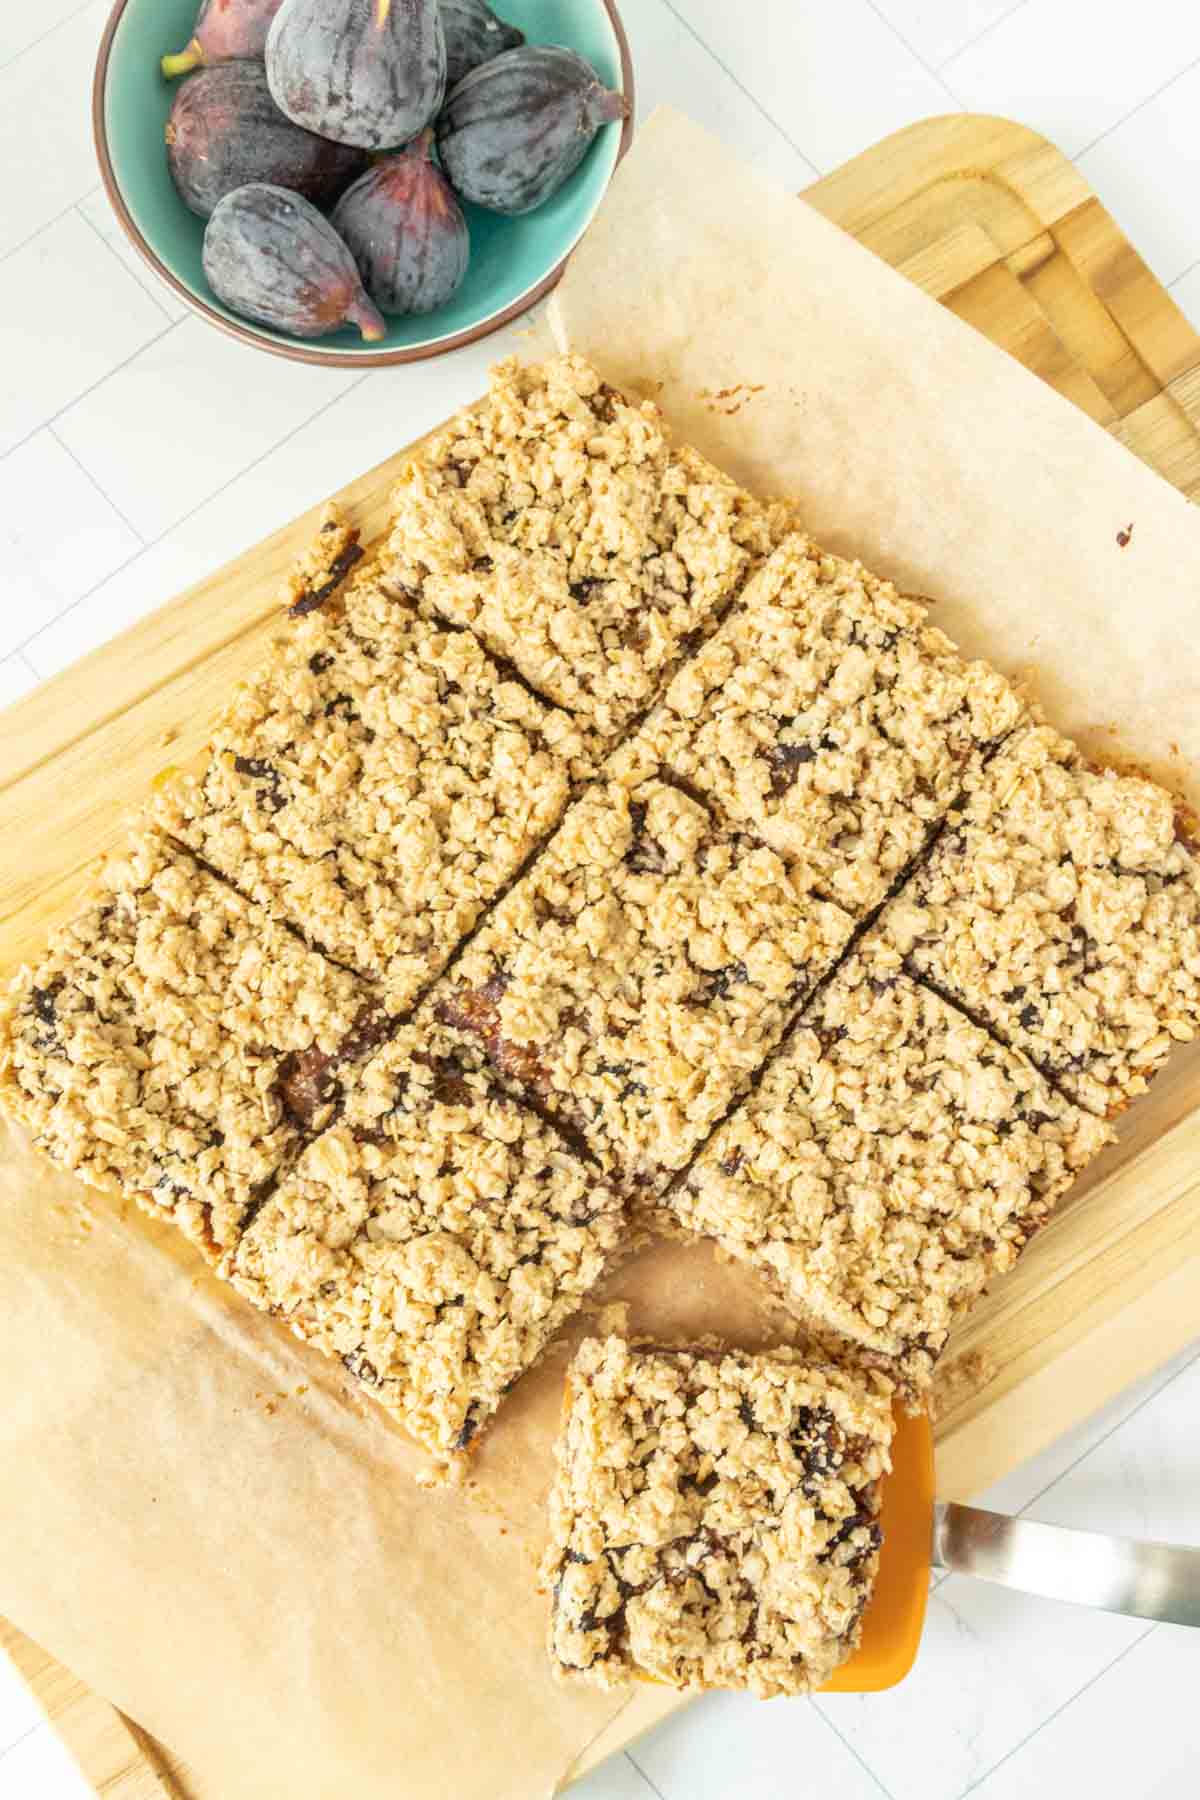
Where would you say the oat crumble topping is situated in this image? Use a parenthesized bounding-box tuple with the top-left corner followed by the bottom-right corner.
(434, 765, 852, 1191)
(224, 1023, 624, 1462)
(882, 723, 1200, 1114)
(278, 502, 364, 617)
(671, 944, 1111, 1392)
(0, 831, 372, 1260)
(153, 598, 583, 1013)
(643, 534, 1025, 915)
(544, 1335, 893, 1695)
(2, 358, 1193, 1671)
(372, 355, 796, 737)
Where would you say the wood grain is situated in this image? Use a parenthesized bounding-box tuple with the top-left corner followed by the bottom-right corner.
(4, 114, 1200, 1797)
(0, 1622, 184, 1798)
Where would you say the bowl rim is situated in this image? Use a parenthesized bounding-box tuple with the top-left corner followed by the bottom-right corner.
(92, 0, 635, 367)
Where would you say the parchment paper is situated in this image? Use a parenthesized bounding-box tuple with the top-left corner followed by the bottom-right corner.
(550, 111, 1200, 807)
(3, 107, 1200, 1800)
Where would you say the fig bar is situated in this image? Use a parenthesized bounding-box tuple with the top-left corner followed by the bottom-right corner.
(673, 947, 1112, 1393)
(883, 723, 1200, 1116)
(367, 354, 795, 738)
(0, 832, 376, 1262)
(646, 535, 1024, 917)
(543, 1336, 894, 1696)
(223, 1023, 625, 1464)
(154, 580, 585, 1014)
(434, 767, 853, 1192)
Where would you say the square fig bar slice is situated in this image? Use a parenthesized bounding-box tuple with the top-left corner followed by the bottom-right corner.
(882, 722, 1200, 1116)
(672, 945, 1112, 1395)
(363, 354, 797, 737)
(433, 766, 853, 1193)
(645, 534, 1025, 917)
(154, 583, 585, 1015)
(223, 1024, 625, 1464)
(0, 831, 378, 1263)
(543, 1336, 894, 1696)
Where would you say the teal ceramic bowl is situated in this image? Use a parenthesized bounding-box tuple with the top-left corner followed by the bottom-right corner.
(94, 0, 633, 365)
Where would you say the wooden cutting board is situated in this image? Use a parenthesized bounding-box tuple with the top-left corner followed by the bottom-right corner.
(5, 114, 1200, 1800)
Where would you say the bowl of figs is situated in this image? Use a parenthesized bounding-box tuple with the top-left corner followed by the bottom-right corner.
(94, 0, 633, 363)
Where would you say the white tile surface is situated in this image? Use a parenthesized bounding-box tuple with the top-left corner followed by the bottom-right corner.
(872, 0, 1030, 71)
(567, 1752, 661, 1800)
(1077, 60, 1200, 289)
(968, 1625, 1200, 1799)
(5, 5, 1200, 1799)
(0, 1722, 93, 1800)
(0, 210, 171, 457)
(0, 431, 140, 657)
(673, 0, 956, 171)
(0, 656, 38, 714)
(630, 0, 819, 187)
(630, 1690, 891, 1800)
(74, 190, 190, 326)
(0, 0, 94, 69)
(815, 1579, 1146, 1800)
(974, 1340, 1200, 1518)
(1022, 1352, 1200, 1544)
(0, 1652, 42, 1755)
(943, 0, 1200, 158)
(53, 316, 357, 541)
(0, 0, 111, 260)
(1170, 259, 1200, 330)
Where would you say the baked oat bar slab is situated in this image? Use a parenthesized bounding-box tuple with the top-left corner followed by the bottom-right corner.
(644, 535, 1024, 916)
(673, 945, 1111, 1392)
(224, 1022, 625, 1463)
(154, 590, 585, 1015)
(0, 831, 376, 1261)
(367, 354, 795, 738)
(434, 766, 853, 1193)
(544, 1336, 894, 1697)
(883, 723, 1200, 1115)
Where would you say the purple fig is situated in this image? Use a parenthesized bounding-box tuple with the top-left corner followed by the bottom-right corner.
(266, 0, 445, 151)
(331, 131, 469, 316)
(166, 64, 367, 220)
(203, 184, 386, 341)
(161, 0, 285, 78)
(437, 46, 627, 217)
(441, 0, 523, 90)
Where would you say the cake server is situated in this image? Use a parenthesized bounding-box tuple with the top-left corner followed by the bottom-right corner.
(823, 1410, 1200, 1693)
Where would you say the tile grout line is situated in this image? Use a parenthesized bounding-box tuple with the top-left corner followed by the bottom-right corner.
(1169, 252, 1200, 291)
(861, 0, 963, 107)
(48, 422, 146, 545)
(939, 0, 1032, 74)
(0, 315, 184, 469)
(74, 200, 176, 327)
(1011, 1338, 1200, 1524)
(0, 1717, 46, 1767)
(1072, 47, 1200, 163)
(655, 0, 825, 177)
(18, 540, 147, 678)
(959, 1620, 1159, 1796)
(18, 366, 374, 667)
(809, 1694, 900, 1799)
(0, 0, 99, 77)
(0, 190, 101, 271)
(624, 1749, 669, 1800)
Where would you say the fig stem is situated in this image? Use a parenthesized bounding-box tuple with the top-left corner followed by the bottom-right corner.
(350, 296, 388, 342)
(161, 42, 203, 78)
(593, 87, 629, 124)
